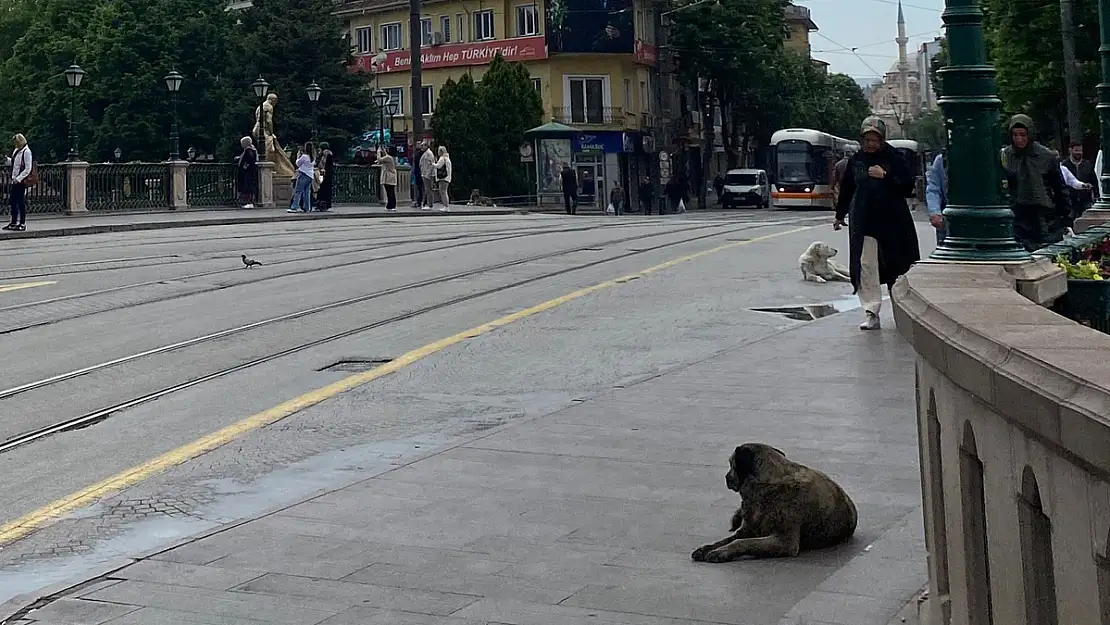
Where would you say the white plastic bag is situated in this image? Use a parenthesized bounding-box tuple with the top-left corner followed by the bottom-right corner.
(606, 203, 616, 214)
(677, 199, 687, 213)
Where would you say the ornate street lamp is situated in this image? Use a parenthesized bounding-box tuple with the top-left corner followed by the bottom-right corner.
(252, 75, 270, 159)
(385, 102, 397, 144)
(372, 90, 389, 149)
(929, 0, 1030, 262)
(63, 63, 85, 161)
(1089, 0, 1110, 222)
(306, 80, 322, 143)
(164, 69, 184, 161)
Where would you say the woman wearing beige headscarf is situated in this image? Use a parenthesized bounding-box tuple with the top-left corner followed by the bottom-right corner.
(434, 145, 452, 211)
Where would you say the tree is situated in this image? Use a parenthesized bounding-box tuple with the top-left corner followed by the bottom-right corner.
(929, 37, 947, 100)
(430, 74, 482, 194)
(221, 0, 373, 159)
(475, 56, 543, 198)
(666, 0, 791, 166)
(903, 109, 947, 151)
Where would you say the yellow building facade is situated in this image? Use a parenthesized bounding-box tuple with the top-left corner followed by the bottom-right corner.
(338, 0, 662, 205)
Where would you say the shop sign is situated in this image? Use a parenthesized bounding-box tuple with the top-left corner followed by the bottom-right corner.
(352, 36, 548, 74)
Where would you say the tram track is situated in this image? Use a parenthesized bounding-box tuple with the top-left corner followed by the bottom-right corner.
(0, 220, 661, 335)
(0, 219, 806, 454)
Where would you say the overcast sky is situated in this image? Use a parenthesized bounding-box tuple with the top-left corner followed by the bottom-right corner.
(797, 0, 945, 86)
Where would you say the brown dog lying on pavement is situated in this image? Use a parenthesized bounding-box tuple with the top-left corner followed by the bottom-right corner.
(691, 443, 858, 563)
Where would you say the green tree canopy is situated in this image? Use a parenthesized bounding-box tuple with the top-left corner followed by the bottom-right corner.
(430, 74, 482, 194)
(221, 0, 373, 159)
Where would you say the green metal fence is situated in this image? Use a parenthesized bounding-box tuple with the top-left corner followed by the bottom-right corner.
(86, 163, 172, 211)
(332, 165, 380, 204)
(187, 163, 238, 207)
(0, 164, 67, 214)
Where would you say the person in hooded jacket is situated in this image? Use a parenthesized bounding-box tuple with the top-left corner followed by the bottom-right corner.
(999, 114, 1068, 251)
(834, 116, 920, 331)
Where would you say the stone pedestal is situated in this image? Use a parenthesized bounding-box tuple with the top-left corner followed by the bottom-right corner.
(273, 176, 293, 206)
(1074, 208, 1110, 233)
(397, 166, 412, 205)
(168, 160, 188, 209)
(65, 161, 88, 214)
(258, 161, 275, 208)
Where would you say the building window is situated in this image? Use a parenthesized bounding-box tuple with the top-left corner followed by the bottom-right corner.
(441, 15, 452, 42)
(421, 85, 434, 115)
(623, 78, 632, 110)
(355, 27, 372, 55)
(516, 5, 538, 36)
(384, 87, 403, 116)
(474, 9, 495, 40)
(457, 14, 467, 42)
(380, 22, 402, 51)
(420, 18, 433, 46)
(566, 76, 608, 124)
(640, 80, 648, 113)
(531, 78, 541, 95)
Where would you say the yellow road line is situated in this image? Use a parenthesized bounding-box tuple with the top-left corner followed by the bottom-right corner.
(0, 225, 814, 546)
(0, 281, 56, 294)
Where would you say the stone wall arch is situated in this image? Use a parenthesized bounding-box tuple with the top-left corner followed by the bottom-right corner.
(1019, 466, 1058, 625)
(924, 389, 951, 624)
(960, 421, 994, 625)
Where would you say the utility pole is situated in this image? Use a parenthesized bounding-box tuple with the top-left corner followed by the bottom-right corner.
(1061, 0, 1082, 143)
(699, 78, 712, 210)
(409, 0, 423, 142)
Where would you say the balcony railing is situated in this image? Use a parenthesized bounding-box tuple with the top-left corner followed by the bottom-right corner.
(551, 106, 625, 127)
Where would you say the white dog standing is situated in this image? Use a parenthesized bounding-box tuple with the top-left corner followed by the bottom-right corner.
(799, 242, 851, 283)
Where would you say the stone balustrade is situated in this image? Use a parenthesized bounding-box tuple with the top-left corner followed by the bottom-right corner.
(0, 160, 384, 215)
(892, 257, 1110, 624)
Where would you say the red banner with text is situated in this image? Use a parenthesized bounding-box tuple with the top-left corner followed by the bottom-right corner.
(353, 36, 549, 74)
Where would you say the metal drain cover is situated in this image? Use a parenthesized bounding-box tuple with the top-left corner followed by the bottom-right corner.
(319, 358, 393, 372)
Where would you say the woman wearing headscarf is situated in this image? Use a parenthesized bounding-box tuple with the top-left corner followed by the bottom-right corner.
(236, 136, 258, 209)
(314, 141, 335, 212)
(834, 116, 920, 331)
(999, 114, 1068, 251)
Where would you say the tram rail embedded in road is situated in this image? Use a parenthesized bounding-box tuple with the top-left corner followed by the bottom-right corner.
(0, 219, 812, 455)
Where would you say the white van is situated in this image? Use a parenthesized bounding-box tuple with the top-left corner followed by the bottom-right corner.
(721, 168, 770, 208)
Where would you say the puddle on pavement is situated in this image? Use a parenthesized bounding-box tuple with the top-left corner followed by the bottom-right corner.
(751, 297, 865, 322)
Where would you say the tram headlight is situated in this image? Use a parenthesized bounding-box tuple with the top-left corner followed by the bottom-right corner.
(778, 187, 785, 193)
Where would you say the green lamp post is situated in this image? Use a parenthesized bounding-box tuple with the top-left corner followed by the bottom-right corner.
(1091, 0, 1110, 217)
(929, 0, 1031, 263)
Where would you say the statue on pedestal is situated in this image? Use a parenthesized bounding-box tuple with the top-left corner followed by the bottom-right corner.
(253, 93, 296, 180)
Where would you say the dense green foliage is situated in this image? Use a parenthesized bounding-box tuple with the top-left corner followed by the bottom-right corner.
(0, 0, 372, 163)
(431, 55, 543, 198)
(666, 0, 870, 164)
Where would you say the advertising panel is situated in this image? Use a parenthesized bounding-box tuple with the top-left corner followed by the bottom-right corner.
(548, 0, 634, 54)
(353, 36, 548, 73)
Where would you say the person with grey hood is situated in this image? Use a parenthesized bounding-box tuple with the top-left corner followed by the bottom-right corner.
(1000, 114, 1068, 251)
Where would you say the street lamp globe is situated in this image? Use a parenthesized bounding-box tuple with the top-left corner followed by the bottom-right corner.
(372, 90, 389, 108)
(164, 69, 184, 93)
(306, 81, 322, 102)
(64, 63, 85, 88)
(114, 147, 121, 160)
(252, 76, 270, 99)
(385, 103, 397, 117)
(187, 146, 196, 160)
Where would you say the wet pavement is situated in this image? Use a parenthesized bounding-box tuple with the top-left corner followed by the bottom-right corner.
(0, 216, 937, 625)
(3, 309, 925, 625)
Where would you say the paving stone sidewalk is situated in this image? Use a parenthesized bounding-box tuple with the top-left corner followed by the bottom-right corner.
(1, 205, 523, 240)
(5, 311, 926, 625)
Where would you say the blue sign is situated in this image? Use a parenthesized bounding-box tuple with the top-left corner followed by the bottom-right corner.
(574, 131, 626, 153)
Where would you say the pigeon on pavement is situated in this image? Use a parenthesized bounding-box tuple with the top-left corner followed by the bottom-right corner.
(242, 254, 263, 268)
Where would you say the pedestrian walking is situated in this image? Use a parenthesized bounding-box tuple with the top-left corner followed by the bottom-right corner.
(314, 142, 334, 212)
(924, 151, 947, 245)
(5, 133, 32, 231)
(560, 163, 578, 215)
(433, 146, 452, 211)
(664, 174, 687, 214)
(833, 116, 920, 331)
(420, 141, 437, 210)
(378, 145, 398, 211)
(638, 176, 653, 214)
(236, 136, 258, 209)
(288, 141, 315, 213)
(999, 114, 1068, 251)
(1061, 140, 1097, 222)
(608, 180, 623, 215)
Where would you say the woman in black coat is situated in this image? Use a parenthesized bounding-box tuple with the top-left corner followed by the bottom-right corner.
(236, 136, 258, 208)
(315, 141, 336, 212)
(833, 116, 921, 331)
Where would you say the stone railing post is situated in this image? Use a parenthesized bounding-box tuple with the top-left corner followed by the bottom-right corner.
(65, 161, 88, 214)
(397, 165, 411, 205)
(169, 160, 188, 209)
(258, 161, 275, 208)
